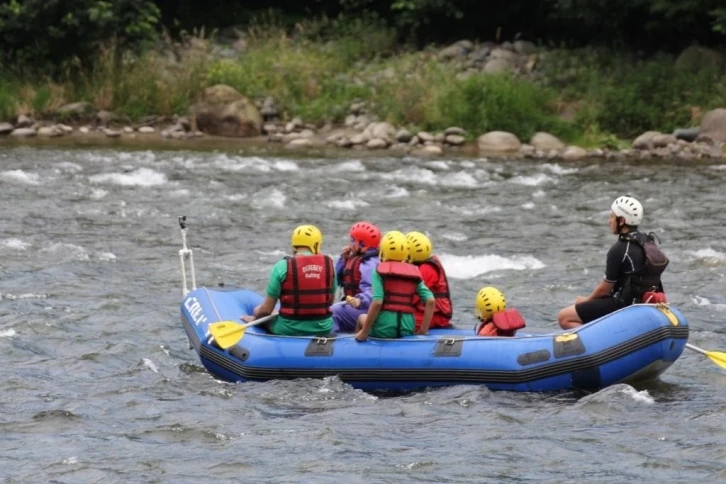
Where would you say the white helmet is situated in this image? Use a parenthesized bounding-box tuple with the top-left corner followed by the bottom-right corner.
(611, 196, 643, 226)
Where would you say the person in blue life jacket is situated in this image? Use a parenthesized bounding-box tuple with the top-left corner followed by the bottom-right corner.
(241, 224, 337, 336)
(355, 231, 435, 342)
(332, 221, 381, 332)
(557, 196, 669, 330)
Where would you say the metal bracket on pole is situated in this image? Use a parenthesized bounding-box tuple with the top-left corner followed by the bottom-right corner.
(178, 215, 197, 295)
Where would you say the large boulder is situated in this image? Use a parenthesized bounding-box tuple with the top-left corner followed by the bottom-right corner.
(530, 132, 564, 151)
(697, 108, 726, 143)
(477, 131, 521, 152)
(193, 84, 263, 137)
(632, 131, 662, 150)
(675, 46, 726, 72)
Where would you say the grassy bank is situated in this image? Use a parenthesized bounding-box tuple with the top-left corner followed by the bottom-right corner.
(2, 19, 726, 146)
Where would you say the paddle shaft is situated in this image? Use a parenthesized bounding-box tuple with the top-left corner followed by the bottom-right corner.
(215, 312, 278, 339)
(685, 343, 707, 356)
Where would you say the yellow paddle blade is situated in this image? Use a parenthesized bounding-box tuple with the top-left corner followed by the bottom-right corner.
(207, 313, 278, 350)
(686, 343, 726, 370)
(208, 321, 247, 349)
(705, 350, 726, 370)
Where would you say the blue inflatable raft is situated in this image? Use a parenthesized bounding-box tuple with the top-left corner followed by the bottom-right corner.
(180, 286, 689, 392)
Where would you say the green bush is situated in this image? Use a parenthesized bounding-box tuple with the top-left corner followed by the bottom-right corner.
(207, 38, 372, 122)
(434, 73, 575, 140)
(0, 0, 160, 77)
(0, 80, 18, 121)
(542, 49, 726, 139)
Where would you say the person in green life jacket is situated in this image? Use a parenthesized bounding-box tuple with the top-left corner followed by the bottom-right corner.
(241, 224, 336, 336)
(355, 230, 435, 342)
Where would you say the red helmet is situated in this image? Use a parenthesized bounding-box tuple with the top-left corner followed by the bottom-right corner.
(349, 221, 381, 250)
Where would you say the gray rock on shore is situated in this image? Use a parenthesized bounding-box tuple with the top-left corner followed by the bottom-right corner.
(193, 84, 263, 137)
(478, 131, 521, 152)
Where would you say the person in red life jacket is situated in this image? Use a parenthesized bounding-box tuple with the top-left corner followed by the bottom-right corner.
(355, 231, 435, 342)
(405, 231, 453, 330)
(332, 221, 381, 332)
(557, 196, 669, 330)
(474, 286, 526, 337)
(241, 224, 336, 336)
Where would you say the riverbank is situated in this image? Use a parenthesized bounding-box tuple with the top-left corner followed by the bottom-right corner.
(2, 27, 726, 160)
(3, 121, 726, 162)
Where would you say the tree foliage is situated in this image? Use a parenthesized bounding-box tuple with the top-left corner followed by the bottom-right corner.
(1, 0, 724, 75)
(0, 0, 160, 74)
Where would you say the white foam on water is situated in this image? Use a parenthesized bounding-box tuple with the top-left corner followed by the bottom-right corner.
(618, 386, 655, 404)
(325, 199, 370, 210)
(54, 162, 83, 173)
(89, 188, 108, 200)
(271, 160, 300, 172)
(438, 253, 546, 279)
(2, 293, 48, 300)
(440, 232, 468, 242)
(84, 151, 157, 165)
(42, 243, 90, 261)
(379, 166, 437, 185)
(97, 252, 117, 261)
(709, 164, 726, 170)
(226, 193, 247, 201)
(1, 238, 31, 250)
(688, 248, 726, 261)
(540, 163, 579, 175)
(451, 205, 502, 216)
(357, 185, 407, 200)
(213, 154, 272, 173)
(692, 296, 726, 310)
(1, 169, 41, 185)
(383, 185, 410, 198)
(0, 329, 16, 338)
(377, 167, 478, 188)
(423, 161, 450, 171)
(251, 188, 286, 209)
(62, 456, 79, 465)
(169, 189, 191, 198)
(509, 173, 557, 186)
(329, 160, 366, 173)
(89, 167, 167, 187)
(532, 189, 546, 198)
(522, 202, 536, 210)
(439, 171, 479, 188)
(255, 249, 287, 257)
(143, 358, 159, 373)
(693, 296, 711, 306)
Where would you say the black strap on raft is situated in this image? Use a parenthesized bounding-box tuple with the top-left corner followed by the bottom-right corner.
(396, 312, 402, 338)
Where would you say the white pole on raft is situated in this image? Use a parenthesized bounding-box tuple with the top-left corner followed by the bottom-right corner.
(178, 215, 197, 295)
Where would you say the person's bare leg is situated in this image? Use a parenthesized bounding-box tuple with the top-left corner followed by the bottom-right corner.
(557, 304, 583, 330)
(355, 314, 366, 332)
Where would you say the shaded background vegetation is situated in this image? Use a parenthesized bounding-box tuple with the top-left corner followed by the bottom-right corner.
(3, 0, 725, 76)
(1, 0, 725, 142)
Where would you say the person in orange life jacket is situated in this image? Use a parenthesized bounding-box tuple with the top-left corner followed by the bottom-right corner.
(332, 221, 381, 332)
(355, 231, 435, 342)
(473, 286, 525, 337)
(557, 196, 668, 330)
(241, 224, 336, 336)
(405, 231, 453, 330)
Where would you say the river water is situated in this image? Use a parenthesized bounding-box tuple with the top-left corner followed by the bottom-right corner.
(1, 143, 724, 482)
